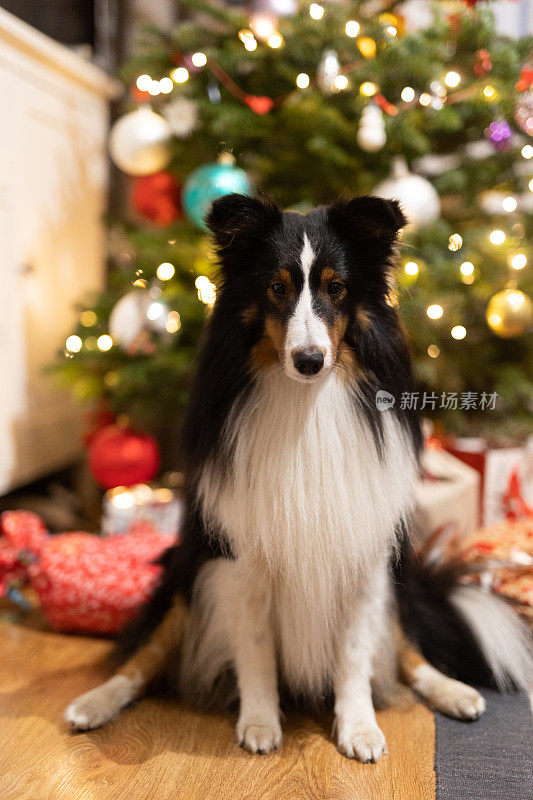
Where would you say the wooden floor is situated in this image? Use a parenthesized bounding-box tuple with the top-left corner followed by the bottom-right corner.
(0, 618, 436, 800)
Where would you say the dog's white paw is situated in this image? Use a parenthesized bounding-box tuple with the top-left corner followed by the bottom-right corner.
(431, 679, 486, 720)
(236, 715, 282, 754)
(336, 720, 388, 763)
(64, 675, 137, 731)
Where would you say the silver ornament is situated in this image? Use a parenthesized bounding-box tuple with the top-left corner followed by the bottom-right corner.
(356, 104, 386, 152)
(374, 157, 440, 229)
(108, 106, 173, 176)
(109, 289, 178, 353)
(163, 97, 199, 138)
(317, 50, 340, 94)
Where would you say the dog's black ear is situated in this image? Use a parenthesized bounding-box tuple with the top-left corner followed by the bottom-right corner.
(327, 196, 407, 242)
(207, 193, 283, 249)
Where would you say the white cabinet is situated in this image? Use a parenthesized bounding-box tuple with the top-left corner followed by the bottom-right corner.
(0, 9, 119, 493)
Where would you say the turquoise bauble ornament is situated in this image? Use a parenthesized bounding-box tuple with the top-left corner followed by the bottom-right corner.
(182, 159, 253, 229)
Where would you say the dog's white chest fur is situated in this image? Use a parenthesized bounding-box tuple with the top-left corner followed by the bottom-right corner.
(197, 370, 416, 693)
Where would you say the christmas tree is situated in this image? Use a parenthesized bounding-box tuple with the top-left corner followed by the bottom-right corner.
(54, 0, 533, 460)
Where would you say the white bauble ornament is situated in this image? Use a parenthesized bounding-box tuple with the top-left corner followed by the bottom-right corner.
(109, 106, 173, 176)
(414, 153, 461, 176)
(356, 104, 386, 152)
(254, 0, 297, 14)
(109, 289, 175, 352)
(480, 190, 508, 215)
(317, 50, 340, 94)
(400, 0, 434, 31)
(163, 97, 198, 138)
(374, 157, 440, 229)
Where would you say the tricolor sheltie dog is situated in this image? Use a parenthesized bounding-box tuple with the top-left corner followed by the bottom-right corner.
(66, 194, 531, 762)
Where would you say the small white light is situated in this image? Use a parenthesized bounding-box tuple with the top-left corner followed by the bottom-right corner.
(489, 229, 506, 245)
(334, 74, 348, 91)
(66, 335, 82, 353)
(191, 51, 207, 67)
(244, 37, 257, 51)
(521, 144, 533, 159)
(148, 80, 161, 96)
(510, 253, 527, 270)
(427, 304, 443, 320)
(401, 86, 415, 102)
(419, 92, 431, 107)
(502, 196, 517, 213)
(111, 490, 134, 510)
(250, 14, 276, 40)
(159, 77, 173, 94)
(136, 74, 151, 92)
(404, 261, 419, 276)
(80, 310, 97, 327)
(448, 234, 462, 251)
(195, 276, 216, 306)
(345, 20, 360, 37)
(97, 334, 113, 351)
(444, 71, 461, 88)
(451, 325, 466, 340)
(529, 178, 533, 193)
(267, 32, 283, 49)
(166, 311, 181, 333)
(460, 261, 474, 276)
(172, 67, 189, 83)
(296, 72, 310, 89)
(309, 3, 324, 20)
(147, 302, 165, 321)
(385, 25, 397, 36)
(156, 262, 175, 281)
(360, 81, 377, 97)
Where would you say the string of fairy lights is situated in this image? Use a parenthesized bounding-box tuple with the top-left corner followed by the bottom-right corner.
(64, 2, 532, 359)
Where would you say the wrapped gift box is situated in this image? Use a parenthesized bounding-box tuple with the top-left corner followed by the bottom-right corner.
(414, 446, 481, 544)
(447, 436, 533, 526)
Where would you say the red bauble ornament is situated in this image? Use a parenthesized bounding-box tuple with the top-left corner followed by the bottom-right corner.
(132, 171, 182, 226)
(88, 424, 160, 488)
(244, 95, 274, 115)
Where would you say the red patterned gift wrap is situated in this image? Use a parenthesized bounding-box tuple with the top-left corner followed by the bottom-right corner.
(0, 511, 176, 634)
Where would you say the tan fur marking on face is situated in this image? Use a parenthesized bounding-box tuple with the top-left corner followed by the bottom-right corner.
(355, 306, 373, 331)
(250, 315, 285, 372)
(241, 304, 258, 326)
(336, 341, 359, 379)
(267, 268, 293, 303)
(319, 267, 348, 302)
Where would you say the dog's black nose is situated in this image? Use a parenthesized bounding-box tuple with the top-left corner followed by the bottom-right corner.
(293, 350, 324, 376)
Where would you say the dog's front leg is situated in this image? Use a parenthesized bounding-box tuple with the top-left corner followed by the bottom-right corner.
(232, 563, 281, 754)
(334, 567, 389, 763)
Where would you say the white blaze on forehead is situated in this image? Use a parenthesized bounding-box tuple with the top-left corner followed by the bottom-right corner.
(300, 232, 315, 276)
(284, 232, 333, 377)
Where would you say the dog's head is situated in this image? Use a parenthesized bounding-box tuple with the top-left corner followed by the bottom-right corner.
(207, 193, 406, 383)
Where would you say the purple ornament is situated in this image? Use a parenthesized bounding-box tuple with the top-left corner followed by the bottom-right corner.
(484, 119, 512, 150)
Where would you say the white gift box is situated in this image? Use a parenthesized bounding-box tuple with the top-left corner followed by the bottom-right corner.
(414, 447, 481, 544)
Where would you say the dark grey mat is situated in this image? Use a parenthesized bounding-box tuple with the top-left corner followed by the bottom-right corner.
(435, 689, 533, 800)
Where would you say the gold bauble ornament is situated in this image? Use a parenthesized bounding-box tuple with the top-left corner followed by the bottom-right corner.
(485, 289, 533, 338)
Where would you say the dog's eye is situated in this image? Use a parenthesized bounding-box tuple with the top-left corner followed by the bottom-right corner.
(271, 283, 286, 296)
(328, 281, 345, 296)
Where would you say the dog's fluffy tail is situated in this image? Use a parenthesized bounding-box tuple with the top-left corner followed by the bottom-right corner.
(394, 539, 532, 691)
